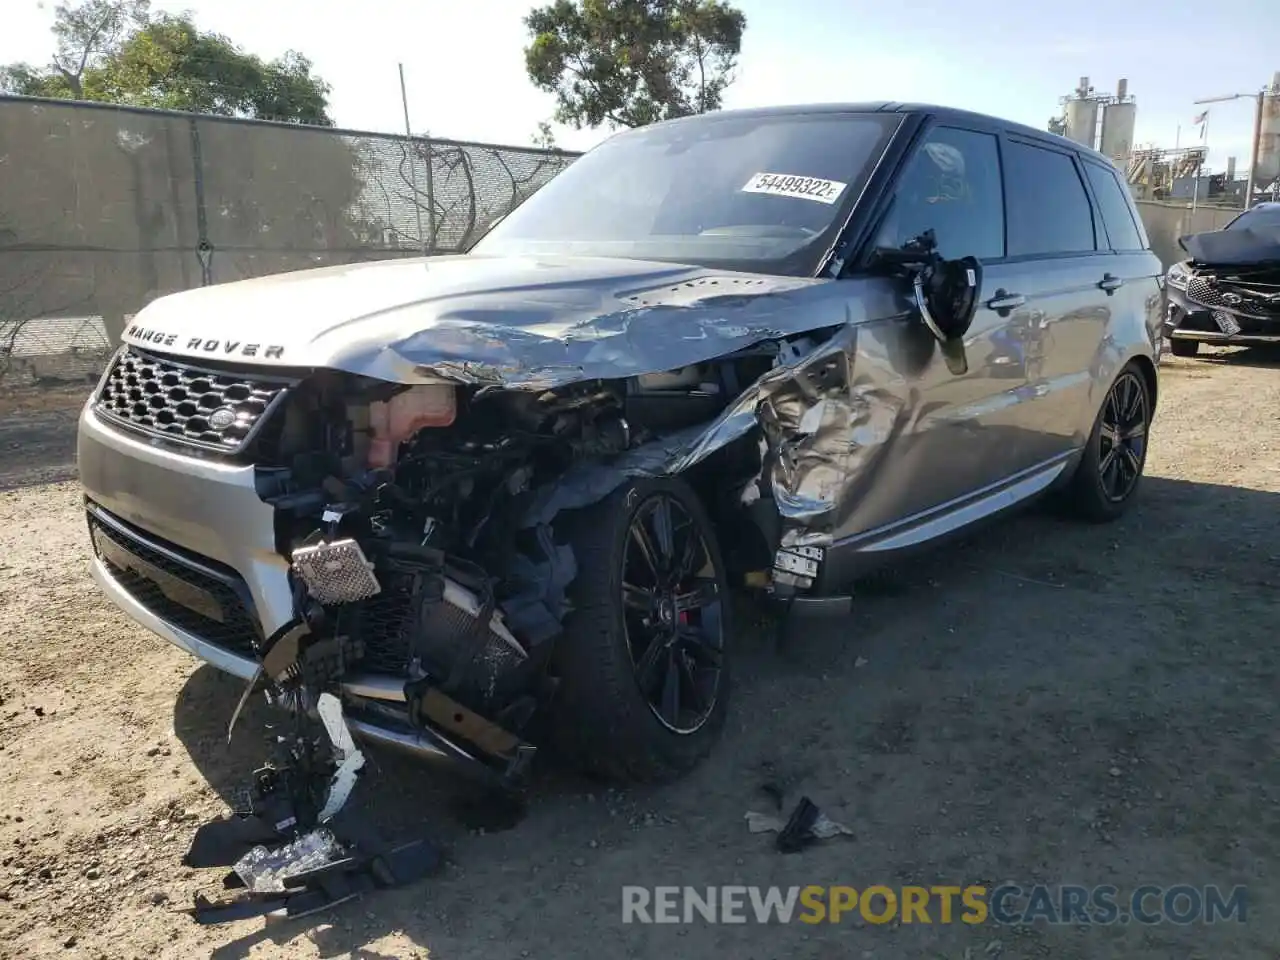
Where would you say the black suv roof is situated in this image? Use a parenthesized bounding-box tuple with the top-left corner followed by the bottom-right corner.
(656, 102, 1114, 166)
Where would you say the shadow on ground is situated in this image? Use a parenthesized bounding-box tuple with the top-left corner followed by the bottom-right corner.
(1186, 343, 1280, 369)
(0, 387, 88, 490)
(171, 473, 1280, 959)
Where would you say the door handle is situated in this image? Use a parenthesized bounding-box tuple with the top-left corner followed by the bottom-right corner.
(1099, 273, 1124, 293)
(985, 289, 1026, 312)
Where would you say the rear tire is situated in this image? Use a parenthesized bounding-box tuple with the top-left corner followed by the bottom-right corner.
(551, 477, 731, 783)
(1168, 337, 1199, 358)
(1062, 363, 1151, 523)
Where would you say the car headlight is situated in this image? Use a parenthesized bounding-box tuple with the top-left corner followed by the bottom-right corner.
(1166, 261, 1191, 291)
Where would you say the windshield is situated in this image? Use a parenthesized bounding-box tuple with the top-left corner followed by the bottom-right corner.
(1226, 205, 1280, 231)
(472, 111, 903, 276)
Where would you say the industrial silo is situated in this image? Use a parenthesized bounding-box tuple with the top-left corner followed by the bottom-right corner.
(1099, 79, 1137, 164)
(1063, 77, 1099, 148)
(1257, 71, 1280, 185)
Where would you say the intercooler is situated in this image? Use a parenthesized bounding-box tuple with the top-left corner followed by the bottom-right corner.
(290, 539, 526, 697)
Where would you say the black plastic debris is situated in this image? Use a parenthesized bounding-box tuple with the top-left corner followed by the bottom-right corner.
(775, 797, 821, 854)
(182, 694, 442, 925)
(744, 795, 855, 853)
(189, 835, 440, 924)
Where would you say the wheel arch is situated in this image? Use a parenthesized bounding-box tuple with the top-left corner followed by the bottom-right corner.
(1129, 352, 1158, 413)
(675, 428, 778, 582)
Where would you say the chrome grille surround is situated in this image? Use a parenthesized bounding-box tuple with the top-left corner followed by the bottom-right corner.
(94, 345, 293, 454)
(1186, 275, 1280, 320)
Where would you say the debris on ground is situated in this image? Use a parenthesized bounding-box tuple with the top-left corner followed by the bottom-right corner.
(180, 689, 441, 924)
(745, 796, 854, 853)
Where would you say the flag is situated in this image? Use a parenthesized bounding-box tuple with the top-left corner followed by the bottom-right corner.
(1192, 110, 1209, 125)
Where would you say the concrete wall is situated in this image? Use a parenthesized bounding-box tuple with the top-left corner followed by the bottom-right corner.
(1134, 201, 1241, 270)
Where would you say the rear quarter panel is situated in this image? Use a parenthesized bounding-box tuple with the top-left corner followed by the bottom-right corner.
(1085, 249, 1163, 434)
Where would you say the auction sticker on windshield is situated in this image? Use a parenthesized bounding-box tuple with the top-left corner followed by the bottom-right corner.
(741, 172, 848, 205)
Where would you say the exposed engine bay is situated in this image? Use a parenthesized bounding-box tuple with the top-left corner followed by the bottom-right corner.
(241, 346, 788, 782)
(1180, 262, 1280, 320)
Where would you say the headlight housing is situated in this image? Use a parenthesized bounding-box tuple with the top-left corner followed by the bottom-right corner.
(1166, 261, 1191, 291)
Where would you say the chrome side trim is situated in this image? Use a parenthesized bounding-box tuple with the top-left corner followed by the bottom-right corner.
(340, 675, 408, 702)
(836, 453, 1075, 555)
(1173, 330, 1280, 344)
(343, 718, 453, 763)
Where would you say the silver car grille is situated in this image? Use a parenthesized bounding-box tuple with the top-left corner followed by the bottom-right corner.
(94, 346, 292, 454)
(1185, 275, 1278, 320)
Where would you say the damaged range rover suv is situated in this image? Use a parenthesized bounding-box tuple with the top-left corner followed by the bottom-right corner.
(1165, 201, 1280, 356)
(79, 104, 1163, 785)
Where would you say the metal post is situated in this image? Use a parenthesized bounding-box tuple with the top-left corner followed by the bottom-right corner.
(425, 132, 435, 254)
(1245, 89, 1264, 210)
(398, 63, 428, 254)
(1191, 114, 1206, 214)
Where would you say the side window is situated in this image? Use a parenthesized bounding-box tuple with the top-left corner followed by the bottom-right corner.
(1004, 141, 1096, 257)
(1084, 162, 1145, 251)
(875, 127, 1004, 260)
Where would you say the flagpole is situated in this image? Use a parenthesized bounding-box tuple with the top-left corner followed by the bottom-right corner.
(1192, 113, 1207, 214)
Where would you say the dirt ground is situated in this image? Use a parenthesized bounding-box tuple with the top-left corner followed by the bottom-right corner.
(1, 348, 1278, 960)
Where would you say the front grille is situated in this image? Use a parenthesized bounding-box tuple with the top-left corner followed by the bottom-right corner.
(1186, 275, 1280, 320)
(94, 346, 293, 454)
(88, 507, 261, 658)
(336, 575, 417, 674)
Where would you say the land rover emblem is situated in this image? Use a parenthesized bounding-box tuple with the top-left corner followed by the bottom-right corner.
(1222, 293, 1243, 305)
(208, 407, 237, 431)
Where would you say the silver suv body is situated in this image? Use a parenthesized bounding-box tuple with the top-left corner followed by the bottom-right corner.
(80, 104, 1163, 783)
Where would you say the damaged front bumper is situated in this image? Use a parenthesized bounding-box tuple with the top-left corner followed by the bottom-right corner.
(1164, 266, 1280, 346)
(87, 527, 484, 770)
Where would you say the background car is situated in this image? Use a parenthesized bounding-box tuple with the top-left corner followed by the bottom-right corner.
(1164, 201, 1280, 357)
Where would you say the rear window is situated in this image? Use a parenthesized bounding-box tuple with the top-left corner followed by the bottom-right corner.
(1084, 162, 1146, 251)
(1004, 141, 1097, 257)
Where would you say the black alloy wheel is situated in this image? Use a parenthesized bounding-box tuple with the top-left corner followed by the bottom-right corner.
(620, 492, 725, 735)
(1097, 369, 1149, 503)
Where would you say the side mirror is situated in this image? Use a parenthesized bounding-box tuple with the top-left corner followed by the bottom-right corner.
(912, 255, 982, 344)
(871, 232, 981, 345)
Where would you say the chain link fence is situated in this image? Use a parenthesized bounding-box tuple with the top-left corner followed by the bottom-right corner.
(0, 95, 580, 389)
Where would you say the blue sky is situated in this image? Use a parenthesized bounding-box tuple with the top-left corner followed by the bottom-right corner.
(2, 0, 1274, 169)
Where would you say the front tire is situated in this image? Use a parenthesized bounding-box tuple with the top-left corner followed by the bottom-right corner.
(1063, 363, 1152, 523)
(1168, 337, 1199, 358)
(551, 477, 730, 783)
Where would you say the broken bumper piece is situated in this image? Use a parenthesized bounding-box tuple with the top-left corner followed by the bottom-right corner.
(185, 692, 443, 925)
(190, 834, 441, 924)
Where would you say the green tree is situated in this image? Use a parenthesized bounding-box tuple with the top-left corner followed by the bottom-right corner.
(1, 0, 149, 99)
(523, 0, 746, 129)
(1, 1, 332, 125)
(531, 119, 559, 148)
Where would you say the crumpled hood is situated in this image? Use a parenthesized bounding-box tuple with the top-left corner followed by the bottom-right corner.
(1179, 224, 1280, 266)
(121, 254, 839, 388)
